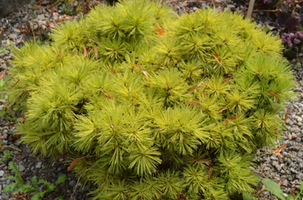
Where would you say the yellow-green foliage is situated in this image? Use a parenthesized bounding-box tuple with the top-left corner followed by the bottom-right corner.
(8, 0, 295, 199)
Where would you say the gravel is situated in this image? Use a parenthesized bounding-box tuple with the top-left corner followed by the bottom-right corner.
(0, 0, 303, 199)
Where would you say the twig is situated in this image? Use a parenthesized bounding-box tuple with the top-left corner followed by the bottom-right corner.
(246, 0, 256, 18)
(70, 164, 96, 199)
(252, 9, 279, 13)
(1, 145, 22, 152)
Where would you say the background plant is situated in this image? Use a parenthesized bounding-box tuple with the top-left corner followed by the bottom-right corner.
(244, 178, 303, 200)
(3, 161, 67, 200)
(261, 0, 303, 60)
(7, 0, 296, 199)
(2, 150, 12, 160)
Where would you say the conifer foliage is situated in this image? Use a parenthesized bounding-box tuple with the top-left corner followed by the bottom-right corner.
(8, 0, 295, 199)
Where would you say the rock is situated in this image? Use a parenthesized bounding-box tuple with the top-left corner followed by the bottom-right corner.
(0, 0, 31, 18)
(270, 155, 279, 161)
(290, 168, 297, 174)
(282, 179, 288, 186)
(35, 14, 45, 22)
(8, 34, 17, 40)
(272, 161, 281, 171)
(2, 192, 9, 199)
(36, 161, 42, 169)
(228, 4, 236, 11)
(0, 170, 4, 177)
(69, 180, 76, 187)
(0, 134, 7, 140)
(296, 173, 303, 179)
(18, 164, 25, 172)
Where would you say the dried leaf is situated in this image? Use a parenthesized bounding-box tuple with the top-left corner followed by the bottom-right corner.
(83, 47, 88, 57)
(188, 82, 205, 93)
(254, 189, 267, 198)
(280, 179, 286, 186)
(35, 0, 41, 5)
(0, 26, 6, 47)
(11, 73, 20, 88)
(103, 89, 114, 99)
(185, 157, 212, 165)
(272, 143, 287, 159)
(177, 191, 188, 199)
(185, 156, 206, 162)
(212, 54, 220, 64)
(268, 91, 278, 104)
(291, 136, 302, 140)
(156, 23, 165, 36)
(201, 85, 207, 100)
(140, 70, 150, 82)
(224, 115, 239, 125)
(224, 75, 236, 82)
(93, 45, 98, 60)
(34, 5, 44, 9)
(110, 66, 123, 74)
(290, 188, 295, 196)
(207, 167, 213, 180)
(67, 157, 86, 171)
(52, 6, 57, 14)
(186, 101, 201, 106)
(11, 134, 21, 142)
(46, 21, 55, 28)
(13, 153, 22, 161)
(0, 69, 6, 80)
(21, 110, 25, 124)
(131, 63, 141, 68)
(8, 122, 16, 126)
(285, 107, 291, 123)
(217, 108, 227, 114)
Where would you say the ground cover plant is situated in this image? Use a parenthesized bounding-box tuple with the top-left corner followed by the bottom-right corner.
(7, 0, 296, 199)
(244, 178, 303, 200)
(261, 0, 303, 60)
(3, 161, 67, 200)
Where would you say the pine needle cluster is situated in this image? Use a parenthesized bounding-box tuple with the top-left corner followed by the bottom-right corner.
(8, 0, 295, 199)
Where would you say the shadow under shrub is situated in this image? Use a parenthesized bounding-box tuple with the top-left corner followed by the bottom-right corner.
(7, 0, 295, 199)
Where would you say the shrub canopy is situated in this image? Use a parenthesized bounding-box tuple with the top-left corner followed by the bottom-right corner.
(8, 0, 295, 199)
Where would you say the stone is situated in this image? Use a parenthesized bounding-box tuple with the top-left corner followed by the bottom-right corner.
(69, 180, 76, 187)
(295, 173, 303, 179)
(272, 161, 281, 171)
(2, 192, 9, 199)
(18, 164, 25, 172)
(290, 168, 297, 174)
(270, 155, 279, 161)
(0, 170, 4, 177)
(36, 161, 42, 169)
(35, 14, 45, 22)
(0, 0, 31, 18)
(8, 33, 17, 40)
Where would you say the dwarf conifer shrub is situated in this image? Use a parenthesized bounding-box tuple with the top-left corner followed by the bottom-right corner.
(8, 0, 295, 199)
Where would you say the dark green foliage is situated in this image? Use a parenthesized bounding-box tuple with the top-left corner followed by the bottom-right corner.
(8, 0, 295, 199)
